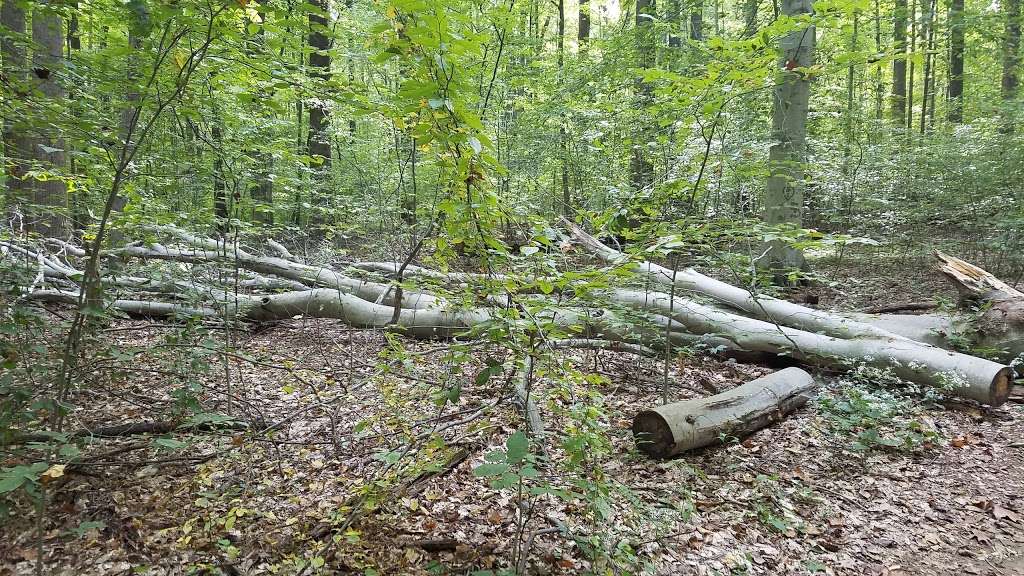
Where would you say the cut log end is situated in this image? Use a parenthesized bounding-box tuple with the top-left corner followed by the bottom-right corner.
(632, 410, 675, 459)
(990, 367, 1014, 407)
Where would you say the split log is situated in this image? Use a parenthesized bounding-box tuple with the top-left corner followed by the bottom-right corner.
(632, 367, 816, 458)
(848, 253, 1024, 360)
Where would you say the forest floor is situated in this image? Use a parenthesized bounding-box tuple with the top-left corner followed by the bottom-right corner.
(2, 250, 1024, 576)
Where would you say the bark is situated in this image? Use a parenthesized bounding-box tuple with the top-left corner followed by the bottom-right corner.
(578, 0, 590, 46)
(893, 0, 908, 124)
(1003, 0, 1021, 133)
(27, 3, 68, 236)
(743, 0, 759, 38)
(609, 288, 1013, 405)
(947, 0, 965, 122)
(690, 1, 704, 42)
(633, 367, 816, 457)
(9, 419, 253, 444)
(307, 0, 332, 226)
(631, 0, 656, 192)
(569, 222, 907, 341)
(761, 0, 814, 278)
(2, 0, 29, 224)
(248, 0, 275, 224)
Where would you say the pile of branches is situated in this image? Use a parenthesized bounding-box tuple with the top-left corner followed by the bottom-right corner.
(1, 223, 1016, 408)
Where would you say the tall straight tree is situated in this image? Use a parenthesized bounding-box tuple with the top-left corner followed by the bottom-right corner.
(1, 0, 28, 220)
(907, 0, 917, 129)
(1002, 0, 1021, 132)
(307, 0, 332, 227)
(920, 0, 937, 133)
(247, 0, 274, 223)
(578, 0, 589, 47)
(690, 1, 704, 41)
(892, 0, 908, 125)
(947, 0, 965, 122)
(558, 0, 570, 217)
(761, 0, 815, 279)
(743, 0, 758, 38)
(28, 1, 68, 235)
(631, 0, 656, 192)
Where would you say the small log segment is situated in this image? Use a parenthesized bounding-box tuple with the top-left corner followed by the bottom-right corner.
(632, 367, 816, 458)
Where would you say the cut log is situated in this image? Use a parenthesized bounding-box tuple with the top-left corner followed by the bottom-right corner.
(632, 367, 816, 458)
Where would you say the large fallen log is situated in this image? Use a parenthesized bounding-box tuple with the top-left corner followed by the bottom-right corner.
(568, 221, 909, 341)
(7, 230, 1016, 405)
(632, 367, 816, 458)
(608, 289, 1013, 405)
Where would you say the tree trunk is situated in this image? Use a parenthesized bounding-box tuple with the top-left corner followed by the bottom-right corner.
(761, 0, 814, 280)
(920, 0, 937, 134)
(27, 3, 68, 236)
(248, 0, 274, 224)
(307, 0, 332, 228)
(690, 1, 704, 41)
(947, 0, 965, 122)
(212, 123, 228, 231)
(558, 0, 570, 218)
(893, 0, 908, 125)
(1, 0, 29, 225)
(1002, 0, 1021, 132)
(631, 0, 656, 192)
(907, 0, 917, 130)
(743, 0, 759, 38)
(633, 367, 816, 457)
(578, 0, 590, 46)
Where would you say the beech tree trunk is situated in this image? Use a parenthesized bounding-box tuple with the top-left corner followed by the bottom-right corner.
(11, 229, 1017, 407)
(633, 368, 816, 457)
(1, 0, 29, 223)
(947, 0, 965, 122)
(893, 0, 908, 124)
(761, 0, 814, 279)
(307, 0, 332, 228)
(28, 3, 68, 236)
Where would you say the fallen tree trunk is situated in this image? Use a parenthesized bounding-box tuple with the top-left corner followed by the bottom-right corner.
(8, 230, 1017, 405)
(632, 367, 816, 458)
(568, 221, 909, 341)
(609, 289, 1013, 405)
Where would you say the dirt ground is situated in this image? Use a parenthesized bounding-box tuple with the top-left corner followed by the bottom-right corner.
(1, 252, 1022, 576)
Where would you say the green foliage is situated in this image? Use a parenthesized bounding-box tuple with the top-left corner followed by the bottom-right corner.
(817, 364, 944, 452)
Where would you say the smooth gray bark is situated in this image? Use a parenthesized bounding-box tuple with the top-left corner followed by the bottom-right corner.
(633, 367, 816, 457)
(761, 0, 814, 277)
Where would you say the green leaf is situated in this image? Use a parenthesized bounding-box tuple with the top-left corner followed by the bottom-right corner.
(505, 431, 528, 464)
(154, 438, 187, 449)
(472, 462, 509, 477)
(0, 471, 27, 494)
